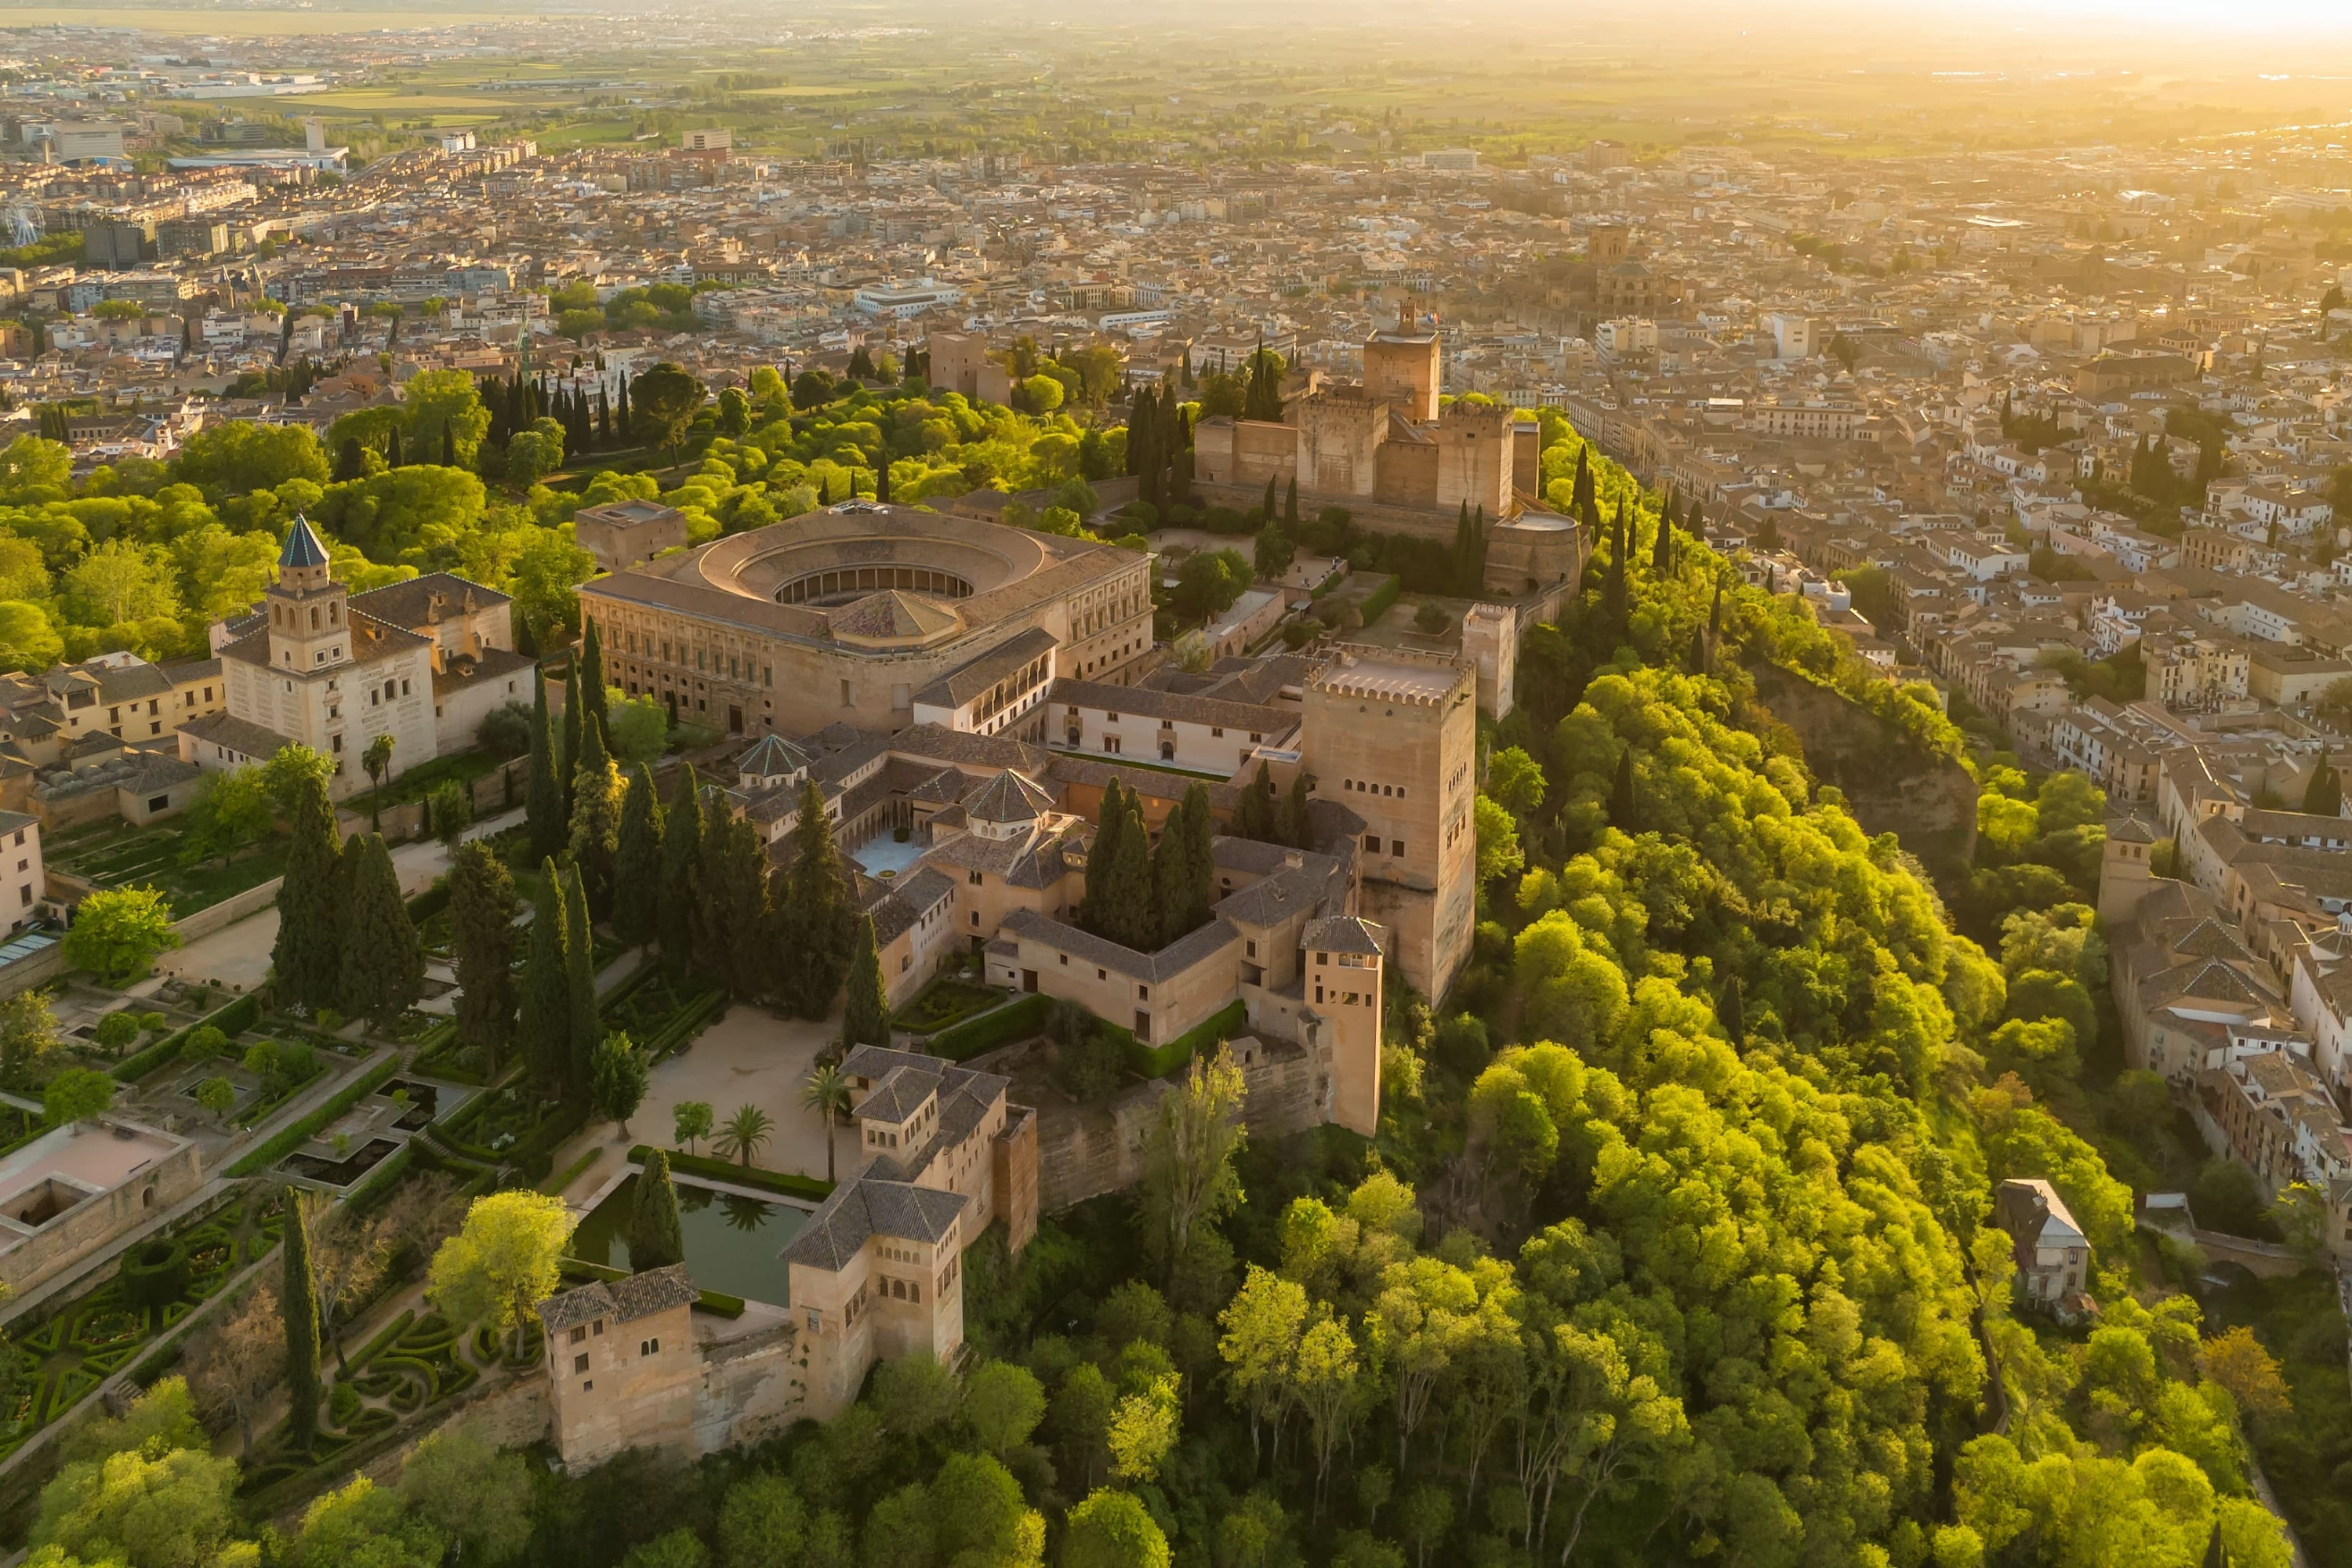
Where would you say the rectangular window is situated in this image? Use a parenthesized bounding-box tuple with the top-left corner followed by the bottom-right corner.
(1363, 833, 1380, 853)
(1392, 839, 1405, 857)
(574, 1352, 590, 1374)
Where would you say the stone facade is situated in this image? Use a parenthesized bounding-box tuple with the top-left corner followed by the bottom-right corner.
(0, 1118, 201, 1296)
(580, 503, 1154, 739)
(1303, 648, 1478, 1000)
(182, 519, 525, 800)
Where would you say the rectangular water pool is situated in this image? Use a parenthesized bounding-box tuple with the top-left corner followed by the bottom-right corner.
(568, 1174, 808, 1308)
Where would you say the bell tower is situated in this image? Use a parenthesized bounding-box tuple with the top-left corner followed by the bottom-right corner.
(266, 515, 351, 674)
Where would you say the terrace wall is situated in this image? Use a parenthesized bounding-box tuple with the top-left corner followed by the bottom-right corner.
(0, 1129, 202, 1297)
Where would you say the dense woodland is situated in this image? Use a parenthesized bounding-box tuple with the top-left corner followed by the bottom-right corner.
(9, 405, 2344, 1568)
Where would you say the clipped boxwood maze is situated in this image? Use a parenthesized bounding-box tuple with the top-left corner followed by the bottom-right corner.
(0, 1191, 285, 1461)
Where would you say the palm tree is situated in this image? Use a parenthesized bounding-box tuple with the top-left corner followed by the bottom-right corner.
(711, 1102, 773, 1168)
(799, 1063, 855, 1184)
(361, 733, 396, 831)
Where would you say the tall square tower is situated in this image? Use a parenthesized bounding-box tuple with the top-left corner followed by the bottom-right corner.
(1363, 306, 1440, 423)
(1303, 649, 1477, 1001)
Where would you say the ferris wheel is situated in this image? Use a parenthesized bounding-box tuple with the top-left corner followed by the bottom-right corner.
(2, 206, 38, 249)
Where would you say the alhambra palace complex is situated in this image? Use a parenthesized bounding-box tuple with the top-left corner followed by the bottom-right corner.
(535, 322, 1586, 1468)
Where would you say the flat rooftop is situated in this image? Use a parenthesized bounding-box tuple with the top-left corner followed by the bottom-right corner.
(1312, 653, 1465, 705)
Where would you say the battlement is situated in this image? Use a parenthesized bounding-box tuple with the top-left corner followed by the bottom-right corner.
(1310, 645, 1474, 707)
(1436, 402, 1513, 431)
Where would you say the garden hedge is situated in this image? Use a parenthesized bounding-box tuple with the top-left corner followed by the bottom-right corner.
(626, 1145, 833, 1203)
(118, 1240, 190, 1312)
(1359, 575, 1401, 626)
(113, 992, 263, 1084)
(1131, 1000, 1249, 1079)
(341, 1142, 415, 1212)
(405, 880, 451, 926)
(928, 993, 1051, 1062)
(227, 1058, 397, 1177)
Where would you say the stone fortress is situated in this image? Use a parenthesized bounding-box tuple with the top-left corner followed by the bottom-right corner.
(1189, 310, 1587, 598)
(535, 323, 1581, 1471)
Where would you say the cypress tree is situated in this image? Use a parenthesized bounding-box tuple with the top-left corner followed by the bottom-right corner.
(1688, 498, 1704, 537)
(876, 456, 891, 504)
(273, 769, 342, 1011)
(613, 765, 665, 951)
(526, 664, 564, 863)
(385, 426, 402, 467)
(707, 807, 771, 1000)
(1708, 580, 1724, 640)
(448, 841, 519, 1076)
(560, 652, 583, 826)
(1102, 783, 1155, 950)
(2306, 753, 2341, 818)
(521, 861, 572, 1093)
(628, 1149, 685, 1272)
(842, 913, 889, 1050)
(1602, 499, 1629, 637)
(778, 779, 851, 1015)
(659, 764, 703, 977)
(597, 387, 612, 446)
(1181, 781, 1217, 935)
(1571, 446, 1595, 518)
(578, 616, 609, 749)
(1686, 621, 1709, 677)
(1284, 476, 1300, 527)
(1126, 383, 1152, 477)
(334, 436, 365, 482)
(567, 710, 623, 920)
(1232, 761, 1278, 844)
(562, 865, 601, 1103)
(440, 423, 456, 467)
(1651, 497, 1675, 575)
(1610, 747, 1636, 829)
(1719, 975, 1746, 1047)
(282, 1189, 321, 1443)
(1282, 771, 1315, 851)
(337, 834, 422, 1025)
(1262, 474, 1278, 524)
(617, 373, 630, 437)
(1086, 779, 1129, 938)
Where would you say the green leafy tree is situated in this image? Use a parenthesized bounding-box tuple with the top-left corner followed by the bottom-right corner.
(716, 1472, 805, 1568)
(399, 1426, 535, 1568)
(963, 1359, 1048, 1458)
(1062, 1488, 1171, 1568)
(673, 1099, 715, 1157)
(628, 1146, 686, 1271)
(42, 1067, 114, 1128)
(175, 769, 271, 870)
(448, 840, 520, 1076)
(0, 989, 59, 1087)
(426, 1189, 575, 1357)
(590, 1031, 648, 1139)
(630, 361, 706, 471)
(31, 1444, 242, 1568)
(63, 887, 180, 986)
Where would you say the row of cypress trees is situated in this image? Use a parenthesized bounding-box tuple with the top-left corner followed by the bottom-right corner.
(1081, 779, 1218, 953)
(271, 768, 424, 1025)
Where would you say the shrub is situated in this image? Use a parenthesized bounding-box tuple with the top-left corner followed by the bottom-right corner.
(181, 1025, 229, 1062)
(120, 1238, 191, 1311)
(1414, 601, 1451, 634)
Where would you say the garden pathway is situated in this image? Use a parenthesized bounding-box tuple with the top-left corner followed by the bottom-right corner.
(156, 809, 526, 995)
(546, 1002, 846, 1210)
(1, 1044, 397, 1330)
